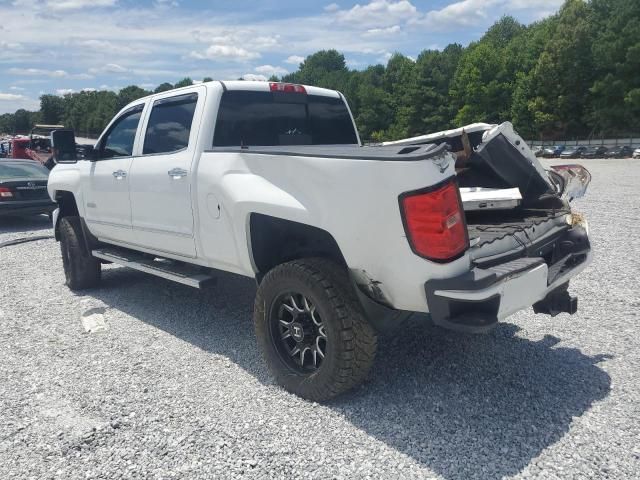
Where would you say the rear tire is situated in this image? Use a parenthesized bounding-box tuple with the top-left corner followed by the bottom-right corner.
(254, 258, 377, 402)
(59, 216, 101, 290)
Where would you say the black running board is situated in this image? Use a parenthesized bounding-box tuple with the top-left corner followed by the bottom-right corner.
(92, 247, 215, 288)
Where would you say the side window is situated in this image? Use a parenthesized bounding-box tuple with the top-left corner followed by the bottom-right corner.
(99, 106, 143, 159)
(143, 93, 198, 155)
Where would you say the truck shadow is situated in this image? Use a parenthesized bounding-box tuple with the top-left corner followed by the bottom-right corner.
(92, 266, 611, 480)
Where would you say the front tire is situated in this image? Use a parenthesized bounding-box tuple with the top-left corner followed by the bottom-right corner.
(254, 258, 377, 402)
(59, 216, 101, 290)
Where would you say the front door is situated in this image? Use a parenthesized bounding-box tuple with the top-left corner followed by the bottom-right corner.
(129, 89, 203, 257)
(84, 104, 144, 244)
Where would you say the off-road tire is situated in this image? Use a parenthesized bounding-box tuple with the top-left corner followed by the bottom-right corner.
(59, 216, 101, 290)
(254, 258, 377, 401)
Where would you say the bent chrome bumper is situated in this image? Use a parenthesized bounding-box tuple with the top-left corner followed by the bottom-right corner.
(425, 227, 592, 333)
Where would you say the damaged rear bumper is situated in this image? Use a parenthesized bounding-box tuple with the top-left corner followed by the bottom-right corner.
(424, 226, 591, 334)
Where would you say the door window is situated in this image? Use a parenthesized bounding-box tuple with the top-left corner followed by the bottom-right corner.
(99, 105, 143, 159)
(143, 93, 198, 155)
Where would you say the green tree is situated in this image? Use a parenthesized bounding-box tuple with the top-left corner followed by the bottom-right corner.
(524, 0, 596, 138)
(450, 17, 525, 126)
(174, 77, 193, 88)
(411, 44, 463, 134)
(154, 82, 174, 93)
(40, 94, 65, 125)
(117, 85, 150, 110)
(588, 0, 640, 134)
(13, 109, 34, 133)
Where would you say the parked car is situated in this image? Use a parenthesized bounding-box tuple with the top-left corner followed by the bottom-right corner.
(581, 145, 608, 158)
(560, 146, 587, 159)
(633, 147, 640, 159)
(604, 145, 633, 158)
(532, 146, 544, 157)
(0, 159, 56, 216)
(542, 145, 565, 157)
(47, 81, 592, 401)
(0, 141, 10, 158)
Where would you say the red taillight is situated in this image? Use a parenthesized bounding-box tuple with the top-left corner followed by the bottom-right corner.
(400, 179, 469, 262)
(269, 82, 306, 94)
(0, 187, 13, 199)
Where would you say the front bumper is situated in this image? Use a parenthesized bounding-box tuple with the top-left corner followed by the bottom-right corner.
(0, 199, 57, 216)
(424, 227, 591, 333)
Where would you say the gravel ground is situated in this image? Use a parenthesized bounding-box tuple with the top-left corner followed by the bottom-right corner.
(1, 158, 639, 479)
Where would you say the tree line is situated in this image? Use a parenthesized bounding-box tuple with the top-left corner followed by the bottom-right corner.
(1, 0, 637, 142)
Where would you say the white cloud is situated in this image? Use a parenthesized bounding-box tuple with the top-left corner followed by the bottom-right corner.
(378, 51, 393, 63)
(9, 86, 26, 91)
(241, 74, 268, 81)
(506, 0, 563, 7)
(285, 55, 305, 65)
(413, 0, 503, 29)
(8, 67, 68, 78)
(45, 0, 117, 11)
(0, 92, 39, 113)
(190, 45, 260, 61)
(255, 65, 288, 76)
(363, 25, 401, 37)
(154, 0, 179, 7)
(89, 63, 128, 74)
(56, 88, 75, 95)
(324, 3, 339, 11)
(7, 67, 93, 79)
(408, 0, 563, 31)
(333, 1, 417, 28)
(0, 40, 21, 50)
(75, 39, 149, 55)
(0, 93, 25, 101)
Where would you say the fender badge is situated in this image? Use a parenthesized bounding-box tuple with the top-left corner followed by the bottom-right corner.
(433, 155, 450, 173)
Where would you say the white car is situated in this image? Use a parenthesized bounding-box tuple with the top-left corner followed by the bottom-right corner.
(633, 147, 640, 159)
(47, 81, 592, 401)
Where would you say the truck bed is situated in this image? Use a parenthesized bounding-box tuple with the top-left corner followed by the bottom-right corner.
(207, 143, 447, 161)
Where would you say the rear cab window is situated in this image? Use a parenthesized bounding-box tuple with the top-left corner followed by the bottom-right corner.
(213, 90, 358, 147)
(143, 93, 198, 155)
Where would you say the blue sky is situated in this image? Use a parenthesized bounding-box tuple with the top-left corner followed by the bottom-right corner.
(0, 0, 564, 114)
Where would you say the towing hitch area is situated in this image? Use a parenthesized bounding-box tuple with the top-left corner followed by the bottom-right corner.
(533, 285, 578, 317)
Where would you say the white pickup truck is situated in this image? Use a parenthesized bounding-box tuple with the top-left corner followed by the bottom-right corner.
(47, 81, 592, 401)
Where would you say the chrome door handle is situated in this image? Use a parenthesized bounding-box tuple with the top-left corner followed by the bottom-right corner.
(112, 170, 127, 179)
(168, 168, 188, 179)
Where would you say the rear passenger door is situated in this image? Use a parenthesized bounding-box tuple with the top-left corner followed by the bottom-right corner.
(128, 88, 204, 257)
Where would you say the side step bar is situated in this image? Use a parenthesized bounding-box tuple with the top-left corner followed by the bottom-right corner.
(92, 247, 215, 289)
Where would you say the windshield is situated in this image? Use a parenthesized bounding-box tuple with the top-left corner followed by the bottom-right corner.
(0, 162, 49, 181)
(213, 90, 358, 147)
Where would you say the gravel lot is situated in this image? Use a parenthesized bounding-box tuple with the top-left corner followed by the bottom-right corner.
(1, 158, 639, 479)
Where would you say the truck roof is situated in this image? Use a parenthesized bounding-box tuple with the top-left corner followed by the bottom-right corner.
(124, 81, 341, 111)
(219, 81, 340, 98)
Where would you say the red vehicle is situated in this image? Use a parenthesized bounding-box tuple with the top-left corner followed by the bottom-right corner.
(6, 137, 31, 160)
(4, 125, 64, 163)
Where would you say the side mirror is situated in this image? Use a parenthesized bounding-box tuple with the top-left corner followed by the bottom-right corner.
(51, 129, 78, 164)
